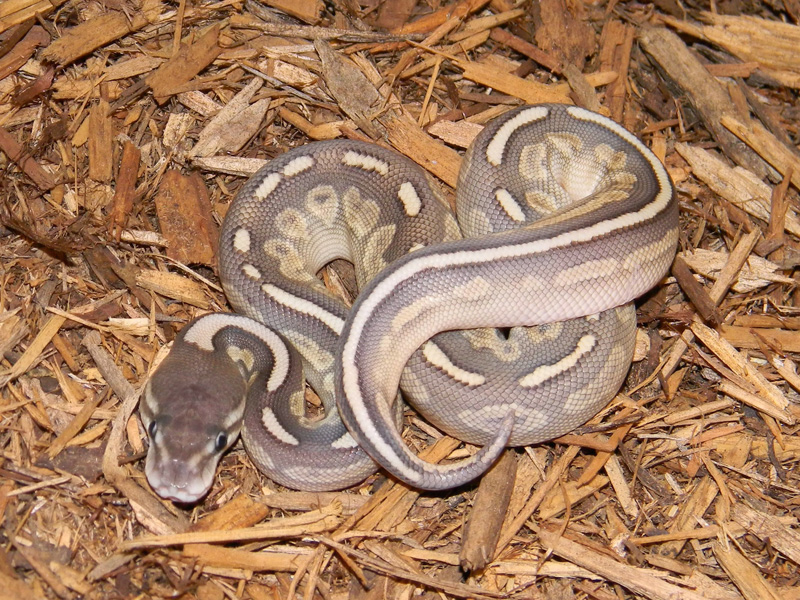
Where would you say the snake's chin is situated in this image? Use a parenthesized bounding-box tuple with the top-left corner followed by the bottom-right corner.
(151, 484, 207, 505)
(145, 452, 214, 504)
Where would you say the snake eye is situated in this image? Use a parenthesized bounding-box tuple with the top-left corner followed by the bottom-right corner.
(214, 432, 228, 452)
(148, 420, 158, 438)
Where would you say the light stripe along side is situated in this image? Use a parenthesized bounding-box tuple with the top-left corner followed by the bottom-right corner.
(260, 283, 345, 334)
(518, 335, 597, 388)
(342, 151, 389, 175)
(554, 258, 621, 286)
(182, 314, 290, 392)
(340, 112, 673, 481)
(422, 341, 486, 387)
(485, 106, 549, 166)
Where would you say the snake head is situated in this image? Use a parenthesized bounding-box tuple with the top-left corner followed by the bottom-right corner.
(140, 339, 247, 504)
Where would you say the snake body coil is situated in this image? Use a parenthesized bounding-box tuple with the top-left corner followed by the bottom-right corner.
(141, 105, 678, 502)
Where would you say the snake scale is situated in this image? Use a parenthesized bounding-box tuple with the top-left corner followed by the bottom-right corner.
(141, 104, 678, 503)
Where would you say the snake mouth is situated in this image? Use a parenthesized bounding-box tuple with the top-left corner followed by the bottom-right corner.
(153, 485, 206, 505)
(144, 448, 215, 504)
(146, 473, 212, 504)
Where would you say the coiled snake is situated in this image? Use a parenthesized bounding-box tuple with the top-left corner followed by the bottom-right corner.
(141, 104, 678, 502)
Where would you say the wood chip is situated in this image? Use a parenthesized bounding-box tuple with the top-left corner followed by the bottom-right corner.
(145, 23, 222, 104)
(459, 449, 516, 571)
(87, 99, 113, 182)
(639, 27, 769, 178)
(135, 269, 210, 308)
(189, 79, 270, 158)
(0, 314, 65, 386)
(538, 527, 709, 600)
(714, 541, 782, 600)
(663, 12, 800, 88)
(0, 125, 56, 189)
(40, 0, 163, 67)
(153, 170, 219, 268)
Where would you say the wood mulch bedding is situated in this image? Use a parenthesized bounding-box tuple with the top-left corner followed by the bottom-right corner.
(1, 0, 800, 598)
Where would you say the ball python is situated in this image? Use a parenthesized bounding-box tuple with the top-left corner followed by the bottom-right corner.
(141, 104, 678, 502)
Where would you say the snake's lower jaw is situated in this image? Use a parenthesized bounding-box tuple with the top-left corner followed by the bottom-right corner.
(145, 448, 216, 504)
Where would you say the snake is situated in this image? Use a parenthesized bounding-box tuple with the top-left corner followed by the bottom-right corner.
(140, 104, 678, 503)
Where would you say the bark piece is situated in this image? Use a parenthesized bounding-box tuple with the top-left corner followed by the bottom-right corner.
(88, 100, 113, 183)
(315, 39, 383, 138)
(489, 27, 562, 73)
(717, 380, 794, 426)
(598, 20, 634, 121)
(40, 0, 162, 67)
(46, 391, 104, 459)
(0, 314, 66, 387)
(532, 0, 595, 69)
(661, 230, 760, 379)
(230, 14, 420, 43)
(145, 24, 222, 104)
(0, 24, 48, 80)
(678, 248, 794, 294)
(454, 57, 573, 104)
(374, 0, 417, 31)
(427, 119, 483, 149)
(189, 78, 270, 158)
(657, 476, 717, 557)
(380, 110, 462, 188)
(393, 0, 490, 35)
(135, 270, 210, 308)
(0, 126, 56, 189)
(638, 27, 770, 179)
(538, 474, 609, 520)
(719, 325, 800, 353)
(721, 115, 800, 190)
(0, 0, 69, 36)
(495, 446, 580, 552)
(121, 505, 342, 550)
(459, 449, 516, 572)
(264, 0, 321, 24)
(562, 63, 601, 111)
(538, 527, 709, 600)
(191, 494, 271, 532)
(154, 170, 218, 267)
(675, 143, 800, 237)
(691, 320, 789, 413)
(109, 141, 141, 240)
(182, 544, 306, 572)
(449, 8, 526, 43)
(713, 542, 782, 600)
(399, 30, 490, 79)
(671, 254, 722, 326)
(663, 12, 800, 89)
(731, 503, 800, 566)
